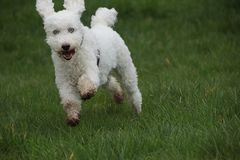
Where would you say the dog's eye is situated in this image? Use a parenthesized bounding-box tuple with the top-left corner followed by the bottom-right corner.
(53, 29, 60, 35)
(68, 27, 75, 33)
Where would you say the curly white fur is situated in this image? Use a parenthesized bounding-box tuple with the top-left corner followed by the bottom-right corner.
(36, 0, 142, 126)
(91, 8, 118, 27)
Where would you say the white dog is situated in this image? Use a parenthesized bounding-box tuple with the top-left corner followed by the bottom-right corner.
(36, 0, 142, 126)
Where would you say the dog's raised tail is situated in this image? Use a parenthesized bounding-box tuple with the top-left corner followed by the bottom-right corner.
(91, 8, 118, 28)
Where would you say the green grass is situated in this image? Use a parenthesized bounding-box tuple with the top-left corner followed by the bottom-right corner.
(0, 0, 240, 159)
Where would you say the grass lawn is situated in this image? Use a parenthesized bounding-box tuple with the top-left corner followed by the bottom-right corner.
(0, 0, 240, 159)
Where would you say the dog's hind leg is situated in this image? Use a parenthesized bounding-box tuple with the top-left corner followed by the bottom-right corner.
(116, 46, 142, 114)
(105, 76, 124, 104)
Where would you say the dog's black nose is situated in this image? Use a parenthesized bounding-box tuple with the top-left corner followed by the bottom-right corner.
(62, 44, 70, 51)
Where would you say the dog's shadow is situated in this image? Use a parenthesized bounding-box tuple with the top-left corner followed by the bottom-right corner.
(26, 95, 140, 136)
(0, 93, 141, 157)
(80, 102, 139, 129)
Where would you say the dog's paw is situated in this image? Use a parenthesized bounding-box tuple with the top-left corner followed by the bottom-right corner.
(66, 113, 80, 127)
(78, 79, 97, 100)
(133, 105, 142, 115)
(113, 92, 124, 104)
(81, 88, 96, 100)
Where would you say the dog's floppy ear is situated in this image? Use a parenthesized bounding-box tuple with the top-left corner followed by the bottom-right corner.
(36, 0, 55, 19)
(63, 0, 85, 17)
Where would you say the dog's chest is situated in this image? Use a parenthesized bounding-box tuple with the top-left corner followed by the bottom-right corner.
(64, 61, 83, 85)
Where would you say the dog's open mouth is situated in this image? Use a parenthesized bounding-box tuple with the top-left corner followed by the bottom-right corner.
(60, 49, 76, 60)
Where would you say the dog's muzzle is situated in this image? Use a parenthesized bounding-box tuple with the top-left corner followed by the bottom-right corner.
(59, 49, 76, 60)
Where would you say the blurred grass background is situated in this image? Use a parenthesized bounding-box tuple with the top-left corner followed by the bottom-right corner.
(0, 0, 240, 159)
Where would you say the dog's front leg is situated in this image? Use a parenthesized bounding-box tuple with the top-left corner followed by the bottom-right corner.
(57, 78, 82, 127)
(78, 67, 100, 100)
(63, 99, 81, 127)
(78, 74, 97, 100)
(77, 47, 100, 100)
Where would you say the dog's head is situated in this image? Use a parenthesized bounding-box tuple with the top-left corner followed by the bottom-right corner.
(36, 0, 85, 60)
